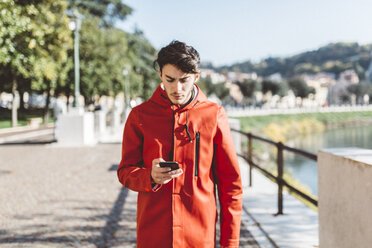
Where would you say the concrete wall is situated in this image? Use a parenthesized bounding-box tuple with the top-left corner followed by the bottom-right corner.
(318, 148, 372, 248)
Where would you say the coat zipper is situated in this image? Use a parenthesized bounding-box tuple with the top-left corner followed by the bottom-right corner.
(171, 105, 175, 161)
(195, 132, 200, 177)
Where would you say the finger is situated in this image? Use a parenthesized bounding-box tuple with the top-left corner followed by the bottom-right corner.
(156, 175, 172, 184)
(170, 170, 183, 178)
(160, 173, 173, 180)
(164, 179, 172, 184)
(156, 167, 171, 173)
(152, 158, 165, 166)
(167, 168, 183, 176)
(173, 168, 183, 174)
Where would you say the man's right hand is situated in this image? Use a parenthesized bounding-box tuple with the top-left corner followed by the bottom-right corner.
(151, 158, 183, 184)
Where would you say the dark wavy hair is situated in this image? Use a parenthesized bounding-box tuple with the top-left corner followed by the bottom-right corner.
(153, 40, 200, 74)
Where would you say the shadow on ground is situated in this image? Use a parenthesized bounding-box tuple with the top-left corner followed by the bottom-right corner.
(0, 163, 137, 248)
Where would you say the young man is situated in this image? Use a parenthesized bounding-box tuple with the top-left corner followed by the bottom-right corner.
(117, 41, 242, 248)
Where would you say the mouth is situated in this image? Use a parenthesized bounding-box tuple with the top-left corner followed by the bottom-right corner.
(172, 95, 183, 100)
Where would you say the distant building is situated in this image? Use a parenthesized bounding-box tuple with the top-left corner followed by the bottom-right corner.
(301, 72, 336, 106)
(226, 71, 258, 82)
(200, 69, 226, 84)
(199, 69, 244, 104)
(339, 69, 359, 84)
(328, 69, 360, 105)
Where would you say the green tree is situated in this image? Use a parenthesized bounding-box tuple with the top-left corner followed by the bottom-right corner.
(197, 76, 214, 96)
(214, 82, 230, 101)
(236, 79, 259, 105)
(126, 30, 158, 100)
(288, 78, 315, 104)
(197, 76, 230, 101)
(68, 0, 132, 26)
(78, 17, 127, 103)
(347, 82, 369, 104)
(236, 79, 259, 98)
(277, 81, 289, 97)
(63, 8, 157, 106)
(262, 79, 280, 95)
(0, 0, 34, 126)
(0, 0, 71, 126)
(31, 1, 72, 124)
(211, 42, 372, 79)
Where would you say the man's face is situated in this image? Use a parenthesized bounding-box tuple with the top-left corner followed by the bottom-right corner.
(159, 64, 200, 106)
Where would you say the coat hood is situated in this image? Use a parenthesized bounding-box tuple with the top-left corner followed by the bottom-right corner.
(149, 83, 208, 111)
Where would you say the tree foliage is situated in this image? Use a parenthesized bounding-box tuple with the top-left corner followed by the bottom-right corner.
(197, 76, 230, 101)
(0, 0, 71, 88)
(262, 80, 280, 95)
(236, 79, 259, 99)
(67, 7, 158, 102)
(210, 42, 372, 78)
(197, 76, 214, 96)
(125, 30, 158, 100)
(0, 0, 160, 128)
(68, 0, 132, 26)
(347, 82, 372, 104)
(77, 17, 128, 102)
(0, 0, 72, 125)
(288, 78, 315, 98)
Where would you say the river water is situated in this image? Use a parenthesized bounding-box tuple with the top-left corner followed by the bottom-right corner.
(284, 125, 372, 196)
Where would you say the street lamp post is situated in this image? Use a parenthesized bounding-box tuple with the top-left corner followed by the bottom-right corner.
(68, 9, 83, 109)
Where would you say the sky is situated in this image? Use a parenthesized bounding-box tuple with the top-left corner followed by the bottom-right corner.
(117, 0, 372, 66)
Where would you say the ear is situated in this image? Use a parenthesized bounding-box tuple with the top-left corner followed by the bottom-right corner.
(194, 73, 200, 83)
(158, 70, 162, 78)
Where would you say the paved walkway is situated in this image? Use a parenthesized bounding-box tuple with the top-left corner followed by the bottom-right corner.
(0, 130, 260, 247)
(0, 125, 55, 145)
(0, 143, 130, 247)
(240, 161, 319, 248)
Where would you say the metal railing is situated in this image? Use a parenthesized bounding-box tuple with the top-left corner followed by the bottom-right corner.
(231, 129, 318, 215)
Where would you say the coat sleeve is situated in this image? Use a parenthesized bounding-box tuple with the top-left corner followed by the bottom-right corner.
(117, 108, 157, 192)
(213, 106, 243, 248)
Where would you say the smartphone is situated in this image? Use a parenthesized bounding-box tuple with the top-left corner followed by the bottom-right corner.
(159, 161, 179, 171)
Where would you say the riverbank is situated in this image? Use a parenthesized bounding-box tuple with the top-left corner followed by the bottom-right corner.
(229, 109, 372, 209)
(233, 110, 372, 143)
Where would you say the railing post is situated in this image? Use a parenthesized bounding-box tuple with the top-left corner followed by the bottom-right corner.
(248, 133, 253, 187)
(276, 141, 284, 215)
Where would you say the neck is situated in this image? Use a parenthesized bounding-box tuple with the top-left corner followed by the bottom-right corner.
(180, 87, 195, 108)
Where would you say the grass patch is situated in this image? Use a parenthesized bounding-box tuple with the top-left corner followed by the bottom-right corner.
(0, 108, 54, 129)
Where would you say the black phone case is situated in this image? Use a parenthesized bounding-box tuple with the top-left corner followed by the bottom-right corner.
(159, 162, 179, 171)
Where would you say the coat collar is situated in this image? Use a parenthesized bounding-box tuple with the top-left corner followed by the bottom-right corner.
(149, 83, 208, 111)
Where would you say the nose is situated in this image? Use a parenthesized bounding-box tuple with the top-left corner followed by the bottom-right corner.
(176, 81, 183, 92)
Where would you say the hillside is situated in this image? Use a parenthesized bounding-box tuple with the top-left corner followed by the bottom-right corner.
(205, 42, 372, 80)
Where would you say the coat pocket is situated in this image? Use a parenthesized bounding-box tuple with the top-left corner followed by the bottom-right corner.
(195, 132, 200, 177)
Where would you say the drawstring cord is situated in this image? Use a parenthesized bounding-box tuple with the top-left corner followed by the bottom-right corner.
(184, 101, 199, 143)
(184, 110, 192, 142)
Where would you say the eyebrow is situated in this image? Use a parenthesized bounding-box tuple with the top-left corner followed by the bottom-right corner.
(165, 75, 190, 80)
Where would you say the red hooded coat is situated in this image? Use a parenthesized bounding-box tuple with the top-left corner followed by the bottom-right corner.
(117, 84, 243, 248)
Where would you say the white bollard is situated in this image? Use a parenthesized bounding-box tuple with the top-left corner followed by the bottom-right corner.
(94, 110, 106, 136)
(55, 110, 96, 146)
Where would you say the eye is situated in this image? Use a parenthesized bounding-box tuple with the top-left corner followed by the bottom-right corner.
(180, 78, 189, 83)
(167, 79, 175, 83)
